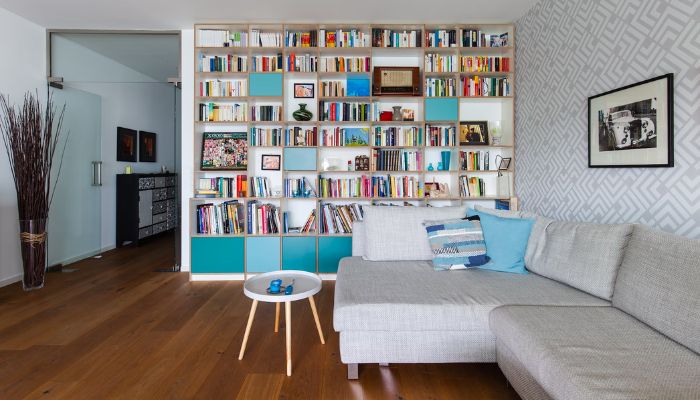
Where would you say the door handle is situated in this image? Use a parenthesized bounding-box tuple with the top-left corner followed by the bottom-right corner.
(92, 161, 102, 186)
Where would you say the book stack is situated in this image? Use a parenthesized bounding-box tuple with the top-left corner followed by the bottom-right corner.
(251, 105, 282, 121)
(199, 80, 247, 97)
(371, 149, 421, 171)
(247, 201, 281, 234)
(371, 127, 422, 146)
(198, 55, 248, 72)
(285, 127, 317, 146)
(197, 176, 247, 198)
(284, 177, 317, 198)
(459, 176, 486, 197)
(319, 101, 370, 121)
(320, 127, 369, 147)
(460, 56, 510, 72)
(318, 175, 371, 198)
(319, 203, 363, 234)
(249, 176, 272, 197)
(425, 77, 457, 97)
(461, 30, 509, 48)
(250, 127, 282, 146)
(371, 29, 421, 48)
(252, 54, 283, 72)
(425, 54, 457, 72)
(460, 76, 511, 97)
(320, 81, 345, 97)
(426, 125, 456, 146)
(319, 56, 371, 73)
(197, 30, 247, 48)
(196, 201, 245, 235)
(285, 31, 318, 47)
(285, 54, 318, 72)
(319, 29, 370, 48)
(198, 103, 247, 122)
(371, 175, 423, 198)
(459, 150, 490, 171)
(283, 209, 317, 233)
(425, 29, 457, 47)
(250, 30, 283, 47)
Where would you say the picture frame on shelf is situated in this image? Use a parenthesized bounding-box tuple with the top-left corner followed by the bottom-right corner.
(138, 131, 157, 162)
(293, 83, 315, 98)
(200, 132, 248, 170)
(459, 121, 489, 146)
(261, 154, 281, 170)
(497, 157, 512, 171)
(116, 127, 137, 162)
(588, 73, 673, 168)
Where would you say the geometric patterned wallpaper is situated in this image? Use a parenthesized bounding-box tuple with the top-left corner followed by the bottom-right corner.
(515, 0, 700, 238)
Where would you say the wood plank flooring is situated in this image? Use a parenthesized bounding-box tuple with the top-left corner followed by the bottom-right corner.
(0, 235, 520, 399)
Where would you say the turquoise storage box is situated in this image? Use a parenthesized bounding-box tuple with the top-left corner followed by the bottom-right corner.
(282, 237, 317, 272)
(191, 237, 245, 273)
(249, 73, 283, 97)
(318, 236, 352, 273)
(425, 98, 459, 121)
(283, 147, 317, 171)
(246, 237, 281, 272)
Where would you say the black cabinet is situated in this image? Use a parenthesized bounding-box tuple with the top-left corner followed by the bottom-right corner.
(116, 173, 178, 247)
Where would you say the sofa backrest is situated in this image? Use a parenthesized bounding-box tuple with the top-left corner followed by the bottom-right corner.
(613, 225, 700, 354)
(525, 218, 633, 300)
(352, 220, 365, 257)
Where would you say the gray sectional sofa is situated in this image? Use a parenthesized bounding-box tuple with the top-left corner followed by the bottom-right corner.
(333, 206, 700, 399)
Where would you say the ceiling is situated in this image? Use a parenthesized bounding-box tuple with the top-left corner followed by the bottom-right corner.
(0, 0, 539, 30)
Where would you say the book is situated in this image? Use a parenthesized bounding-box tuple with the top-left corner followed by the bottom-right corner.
(247, 201, 281, 234)
(318, 56, 371, 72)
(371, 127, 422, 147)
(319, 203, 363, 233)
(319, 101, 370, 121)
(198, 103, 247, 122)
(195, 201, 245, 234)
(372, 29, 421, 48)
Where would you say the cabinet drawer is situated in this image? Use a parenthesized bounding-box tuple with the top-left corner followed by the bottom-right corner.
(166, 176, 177, 186)
(166, 187, 177, 199)
(166, 218, 178, 230)
(152, 200, 167, 214)
(166, 199, 177, 209)
(152, 212, 167, 224)
(138, 177, 155, 190)
(154, 177, 166, 188)
(138, 227, 152, 239)
(152, 222, 167, 234)
(153, 188, 168, 201)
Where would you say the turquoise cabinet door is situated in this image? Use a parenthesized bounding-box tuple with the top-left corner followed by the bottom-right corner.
(425, 98, 458, 121)
(191, 237, 245, 273)
(283, 147, 317, 171)
(318, 237, 352, 273)
(246, 237, 281, 272)
(282, 237, 317, 272)
(249, 73, 283, 97)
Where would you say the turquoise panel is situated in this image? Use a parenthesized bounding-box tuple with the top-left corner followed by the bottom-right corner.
(318, 237, 352, 273)
(283, 147, 317, 171)
(249, 73, 283, 97)
(246, 237, 281, 272)
(425, 98, 459, 121)
(282, 237, 317, 272)
(191, 237, 245, 273)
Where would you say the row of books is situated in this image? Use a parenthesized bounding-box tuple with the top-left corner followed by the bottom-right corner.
(459, 176, 487, 197)
(199, 80, 247, 97)
(426, 125, 457, 147)
(286, 31, 318, 47)
(320, 127, 369, 147)
(371, 175, 423, 198)
(250, 30, 283, 47)
(462, 31, 509, 48)
(425, 77, 458, 97)
(425, 30, 458, 48)
(459, 150, 491, 171)
(247, 201, 281, 234)
(461, 76, 511, 97)
(318, 29, 370, 48)
(318, 57, 371, 73)
(286, 127, 317, 146)
(196, 201, 245, 234)
(461, 56, 511, 73)
(319, 101, 371, 122)
(249, 176, 272, 198)
(198, 54, 247, 73)
(372, 149, 421, 171)
(286, 54, 317, 72)
(284, 177, 317, 198)
(251, 105, 282, 122)
(372, 29, 421, 48)
(197, 176, 248, 198)
(371, 127, 423, 147)
(198, 103, 247, 122)
(425, 54, 458, 72)
(283, 210, 316, 233)
(197, 30, 247, 48)
(320, 80, 345, 97)
(250, 127, 282, 146)
(319, 203, 363, 234)
(252, 54, 283, 72)
(318, 176, 371, 198)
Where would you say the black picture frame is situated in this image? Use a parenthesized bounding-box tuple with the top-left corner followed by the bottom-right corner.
(117, 127, 137, 162)
(497, 157, 512, 171)
(459, 121, 489, 146)
(588, 73, 674, 168)
(293, 83, 314, 98)
(261, 154, 281, 171)
(139, 131, 157, 162)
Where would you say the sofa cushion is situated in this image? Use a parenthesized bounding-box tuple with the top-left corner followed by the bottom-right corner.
(472, 210, 534, 274)
(333, 257, 609, 332)
(423, 218, 489, 270)
(490, 305, 700, 400)
(351, 221, 365, 257)
(613, 225, 700, 354)
(524, 219, 633, 300)
(363, 205, 468, 261)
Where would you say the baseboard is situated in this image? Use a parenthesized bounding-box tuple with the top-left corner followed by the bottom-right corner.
(0, 273, 22, 288)
(190, 273, 337, 281)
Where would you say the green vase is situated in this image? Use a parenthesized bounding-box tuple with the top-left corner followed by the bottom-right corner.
(292, 104, 313, 121)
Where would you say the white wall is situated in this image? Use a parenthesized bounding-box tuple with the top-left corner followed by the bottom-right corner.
(0, 8, 47, 286)
(180, 29, 194, 272)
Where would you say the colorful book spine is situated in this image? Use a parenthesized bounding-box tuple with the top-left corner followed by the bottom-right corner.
(317, 175, 371, 198)
(285, 53, 318, 72)
(250, 127, 282, 146)
(199, 80, 247, 97)
(319, 29, 370, 48)
(318, 57, 371, 72)
(371, 127, 422, 147)
(319, 102, 370, 121)
(371, 149, 421, 171)
(198, 55, 247, 72)
(319, 203, 363, 233)
(251, 105, 282, 122)
(198, 103, 247, 122)
(195, 201, 244, 235)
(426, 125, 456, 146)
(425, 30, 457, 48)
(460, 56, 510, 72)
(370, 175, 423, 198)
(285, 127, 317, 146)
(460, 76, 511, 97)
(252, 54, 283, 72)
(459, 176, 487, 197)
(424, 54, 458, 72)
(425, 77, 457, 97)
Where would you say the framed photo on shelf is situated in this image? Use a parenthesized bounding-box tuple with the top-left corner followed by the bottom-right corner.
(116, 127, 137, 162)
(588, 73, 673, 168)
(459, 121, 489, 145)
(138, 131, 157, 162)
(200, 132, 248, 170)
(261, 154, 281, 171)
(497, 157, 512, 171)
(293, 83, 314, 98)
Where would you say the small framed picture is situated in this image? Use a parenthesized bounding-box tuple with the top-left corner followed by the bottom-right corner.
(261, 154, 281, 170)
(459, 121, 489, 145)
(293, 83, 314, 98)
(139, 130, 157, 162)
(497, 157, 512, 171)
(116, 127, 137, 162)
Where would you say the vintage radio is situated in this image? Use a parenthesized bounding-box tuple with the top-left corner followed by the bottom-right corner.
(372, 66, 422, 96)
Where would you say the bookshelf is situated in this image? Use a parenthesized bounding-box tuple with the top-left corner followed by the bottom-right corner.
(192, 23, 516, 279)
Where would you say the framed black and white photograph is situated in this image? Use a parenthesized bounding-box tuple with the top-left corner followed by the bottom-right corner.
(588, 74, 673, 168)
(261, 154, 281, 171)
(293, 83, 314, 98)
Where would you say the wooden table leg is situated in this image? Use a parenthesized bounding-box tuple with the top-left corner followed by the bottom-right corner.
(275, 302, 280, 333)
(238, 300, 258, 360)
(285, 301, 292, 376)
(309, 296, 325, 345)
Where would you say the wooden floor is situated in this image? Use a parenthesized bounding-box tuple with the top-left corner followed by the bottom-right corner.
(0, 234, 520, 400)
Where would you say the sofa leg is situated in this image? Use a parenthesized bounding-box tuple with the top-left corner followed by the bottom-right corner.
(347, 363, 359, 380)
(379, 363, 389, 367)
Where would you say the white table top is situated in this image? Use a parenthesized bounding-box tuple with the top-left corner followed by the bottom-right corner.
(243, 270, 322, 302)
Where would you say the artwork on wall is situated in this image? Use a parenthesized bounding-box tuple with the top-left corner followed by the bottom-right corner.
(139, 131, 157, 162)
(117, 127, 137, 162)
(588, 73, 673, 168)
(200, 132, 248, 170)
(261, 154, 281, 170)
(459, 121, 489, 145)
(293, 83, 314, 98)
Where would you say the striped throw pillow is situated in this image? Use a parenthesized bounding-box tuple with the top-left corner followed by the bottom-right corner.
(423, 219, 490, 271)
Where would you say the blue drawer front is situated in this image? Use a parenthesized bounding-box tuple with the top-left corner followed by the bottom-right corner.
(191, 237, 245, 273)
(283, 147, 317, 171)
(425, 98, 459, 121)
(246, 237, 281, 272)
(282, 237, 317, 272)
(318, 237, 352, 273)
(249, 73, 283, 97)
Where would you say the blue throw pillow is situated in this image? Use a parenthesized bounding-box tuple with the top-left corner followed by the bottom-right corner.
(423, 219, 490, 271)
(468, 208, 534, 274)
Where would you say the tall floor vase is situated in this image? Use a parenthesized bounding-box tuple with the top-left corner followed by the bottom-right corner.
(19, 219, 47, 291)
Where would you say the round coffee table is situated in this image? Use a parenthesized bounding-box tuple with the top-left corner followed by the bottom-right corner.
(238, 270, 325, 376)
